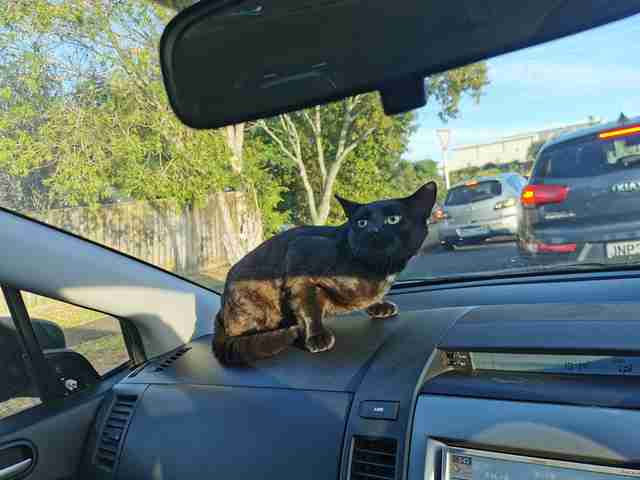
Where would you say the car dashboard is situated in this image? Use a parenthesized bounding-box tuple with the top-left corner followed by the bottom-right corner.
(81, 271, 640, 480)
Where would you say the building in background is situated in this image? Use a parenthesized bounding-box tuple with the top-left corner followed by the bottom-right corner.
(448, 117, 602, 172)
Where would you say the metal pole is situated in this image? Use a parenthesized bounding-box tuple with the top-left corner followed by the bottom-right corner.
(442, 148, 450, 190)
(436, 128, 451, 191)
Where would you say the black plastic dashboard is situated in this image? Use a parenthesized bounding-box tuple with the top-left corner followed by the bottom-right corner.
(82, 270, 640, 480)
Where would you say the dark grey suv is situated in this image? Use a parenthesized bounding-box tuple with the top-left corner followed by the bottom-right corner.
(518, 115, 640, 263)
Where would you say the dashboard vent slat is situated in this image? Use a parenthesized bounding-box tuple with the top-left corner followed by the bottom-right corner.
(351, 436, 398, 480)
(153, 346, 192, 373)
(95, 394, 139, 472)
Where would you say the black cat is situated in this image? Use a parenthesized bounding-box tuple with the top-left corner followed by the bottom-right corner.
(213, 182, 437, 365)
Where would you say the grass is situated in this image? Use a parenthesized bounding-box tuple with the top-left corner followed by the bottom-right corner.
(73, 334, 130, 376)
(28, 299, 104, 328)
(0, 397, 41, 420)
(0, 334, 128, 420)
(0, 294, 104, 329)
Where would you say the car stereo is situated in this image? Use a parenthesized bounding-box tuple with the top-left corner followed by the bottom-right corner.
(440, 445, 640, 480)
(444, 351, 640, 377)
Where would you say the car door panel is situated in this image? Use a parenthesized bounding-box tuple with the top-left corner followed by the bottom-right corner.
(0, 441, 35, 480)
(0, 372, 126, 480)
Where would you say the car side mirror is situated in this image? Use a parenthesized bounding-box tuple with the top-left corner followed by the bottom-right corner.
(32, 318, 67, 350)
(44, 350, 100, 394)
(0, 317, 66, 402)
(0, 318, 98, 402)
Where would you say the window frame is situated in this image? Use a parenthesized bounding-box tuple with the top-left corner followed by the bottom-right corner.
(0, 286, 143, 422)
(1, 286, 66, 402)
(0, 206, 222, 296)
(19, 291, 145, 374)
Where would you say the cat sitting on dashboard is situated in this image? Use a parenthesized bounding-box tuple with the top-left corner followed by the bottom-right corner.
(213, 182, 437, 365)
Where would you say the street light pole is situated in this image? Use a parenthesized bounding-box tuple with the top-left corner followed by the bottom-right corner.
(442, 148, 450, 190)
(436, 129, 451, 190)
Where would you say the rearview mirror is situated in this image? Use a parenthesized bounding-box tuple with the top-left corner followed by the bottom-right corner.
(160, 0, 640, 129)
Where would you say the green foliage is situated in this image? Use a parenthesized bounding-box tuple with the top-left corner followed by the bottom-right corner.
(0, 1, 232, 211)
(0, 0, 489, 237)
(425, 63, 490, 121)
(258, 61, 488, 226)
(242, 140, 291, 236)
(527, 139, 545, 162)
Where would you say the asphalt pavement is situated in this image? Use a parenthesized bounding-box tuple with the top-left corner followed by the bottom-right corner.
(400, 241, 523, 281)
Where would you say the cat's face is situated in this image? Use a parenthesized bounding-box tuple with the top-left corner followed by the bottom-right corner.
(336, 182, 437, 273)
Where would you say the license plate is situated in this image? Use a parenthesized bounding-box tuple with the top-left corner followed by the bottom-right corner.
(457, 227, 489, 238)
(606, 240, 640, 259)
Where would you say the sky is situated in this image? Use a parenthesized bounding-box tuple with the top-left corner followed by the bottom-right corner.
(406, 13, 640, 163)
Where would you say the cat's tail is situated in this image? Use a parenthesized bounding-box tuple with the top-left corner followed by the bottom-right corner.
(212, 312, 301, 366)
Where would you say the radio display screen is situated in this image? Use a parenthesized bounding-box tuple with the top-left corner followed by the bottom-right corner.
(442, 446, 640, 480)
(460, 352, 640, 376)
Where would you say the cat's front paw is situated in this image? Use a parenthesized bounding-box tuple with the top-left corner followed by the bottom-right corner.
(366, 300, 399, 319)
(305, 328, 336, 353)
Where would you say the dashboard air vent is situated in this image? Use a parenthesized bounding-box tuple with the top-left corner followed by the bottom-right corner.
(154, 346, 191, 372)
(351, 436, 398, 480)
(96, 394, 138, 472)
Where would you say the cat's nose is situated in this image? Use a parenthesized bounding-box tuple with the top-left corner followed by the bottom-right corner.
(367, 225, 380, 234)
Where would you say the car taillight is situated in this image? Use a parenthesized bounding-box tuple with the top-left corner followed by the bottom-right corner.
(598, 124, 640, 139)
(539, 243, 576, 253)
(494, 197, 517, 210)
(433, 208, 448, 221)
(526, 241, 577, 254)
(521, 184, 569, 207)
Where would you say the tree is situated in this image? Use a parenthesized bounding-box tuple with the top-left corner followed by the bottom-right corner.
(414, 159, 439, 178)
(152, 0, 250, 175)
(0, 0, 266, 267)
(257, 63, 489, 225)
(527, 139, 545, 162)
(257, 95, 415, 224)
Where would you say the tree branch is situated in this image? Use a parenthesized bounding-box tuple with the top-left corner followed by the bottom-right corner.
(224, 123, 244, 173)
(334, 96, 356, 163)
(315, 100, 377, 224)
(308, 106, 327, 183)
(257, 119, 319, 222)
(256, 120, 298, 163)
(340, 126, 377, 160)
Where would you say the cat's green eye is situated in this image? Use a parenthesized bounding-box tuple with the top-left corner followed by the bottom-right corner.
(357, 219, 368, 228)
(385, 215, 402, 225)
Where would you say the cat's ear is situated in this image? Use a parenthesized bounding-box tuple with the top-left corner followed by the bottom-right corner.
(403, 182, 437, 220)
(335, 195, 362, 218)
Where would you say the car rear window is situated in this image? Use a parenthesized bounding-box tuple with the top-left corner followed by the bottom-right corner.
(533, 134, 640, 179)
(444, 180, 502, 206)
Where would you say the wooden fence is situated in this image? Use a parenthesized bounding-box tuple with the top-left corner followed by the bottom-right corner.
(28, 192, 262, 275)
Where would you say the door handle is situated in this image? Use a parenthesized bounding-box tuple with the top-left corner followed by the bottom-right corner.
(0, 458, 32, 480)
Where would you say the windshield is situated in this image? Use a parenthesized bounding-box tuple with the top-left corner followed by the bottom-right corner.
(2, 3, 640, 291)
(445, 181, 502, 206)
(534, 135, 640, 179)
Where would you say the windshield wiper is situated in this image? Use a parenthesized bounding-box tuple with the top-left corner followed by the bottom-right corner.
(394, 260, 640, 287)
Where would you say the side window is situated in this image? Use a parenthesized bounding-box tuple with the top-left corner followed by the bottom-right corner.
(0, 291, 42, 420)
(507, 176, 522, 191)
(21, 292, 131, 377)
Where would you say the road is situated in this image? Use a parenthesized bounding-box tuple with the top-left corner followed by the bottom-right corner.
(399, 241, 524, 281)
